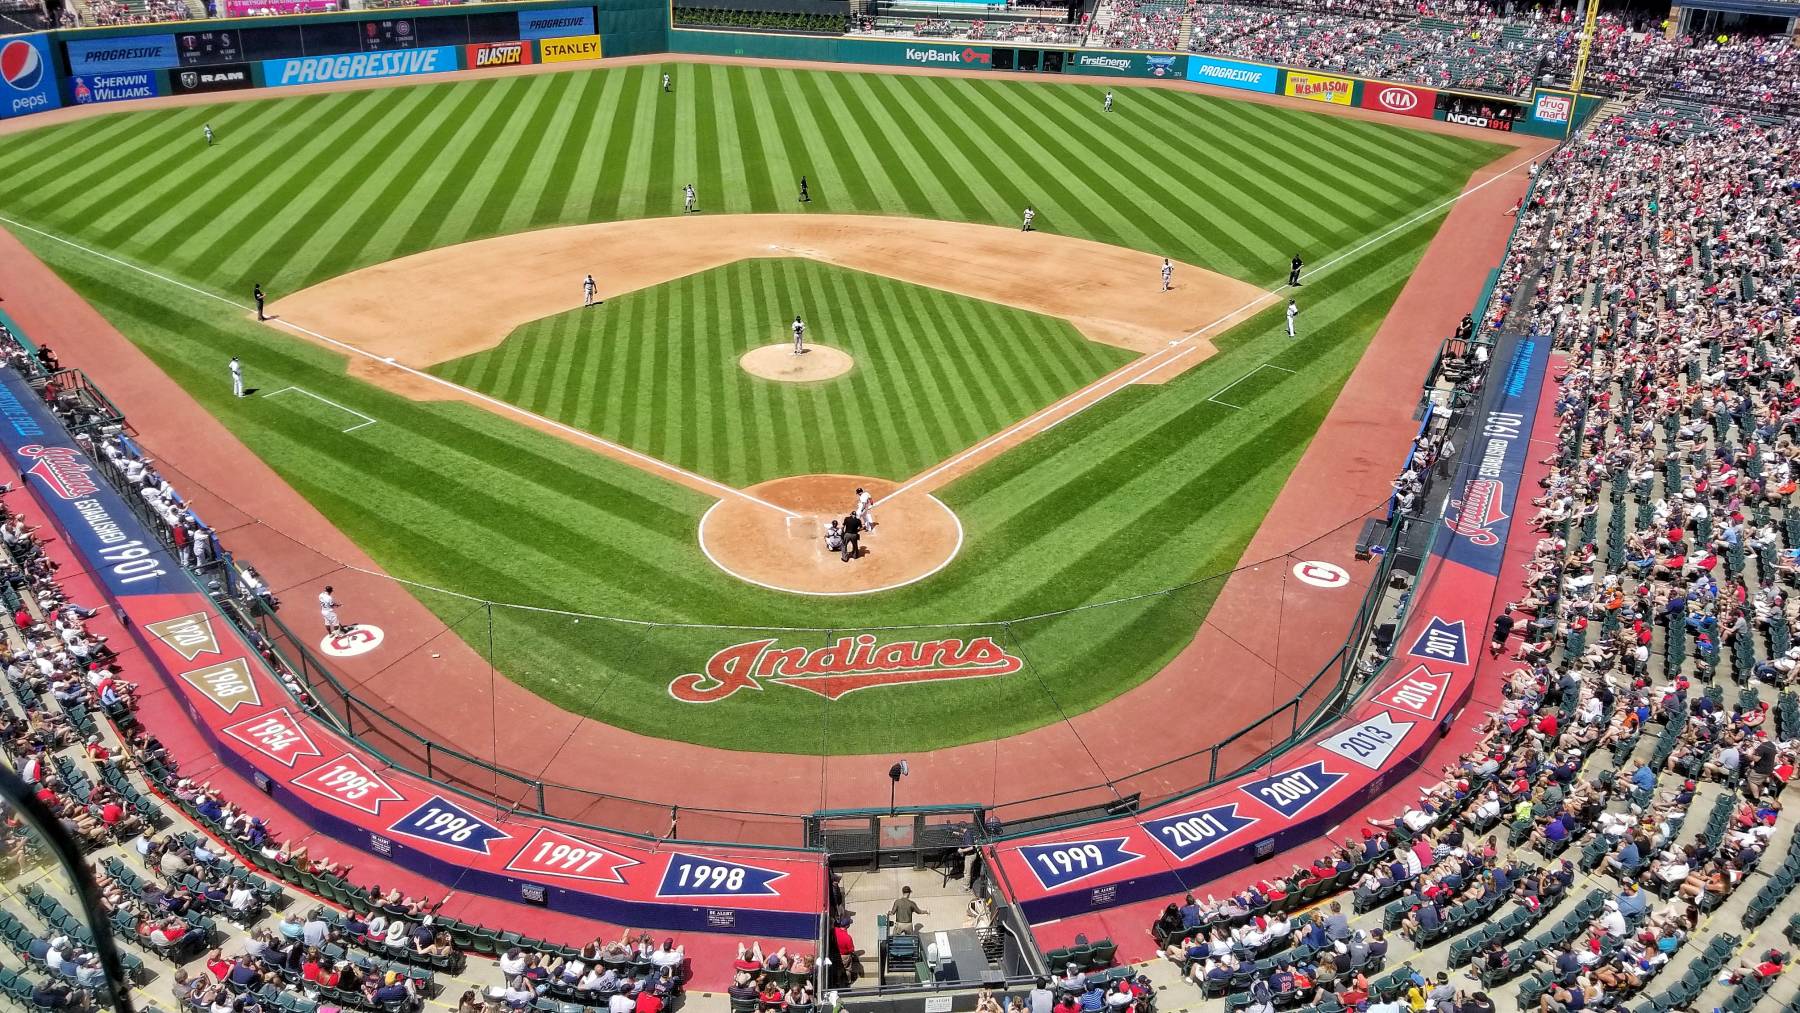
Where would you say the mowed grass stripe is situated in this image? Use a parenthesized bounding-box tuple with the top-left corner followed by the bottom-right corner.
(288, 83, 496, 291)
(465, 74, 567, 241)
(1010, 85, 1219, 265)
(386, 78, 533, 263)
(527, 69, 608, 227)
(789, 70, 880, 210)
(853, 74, 975, 220)
(768, 70, 850, 211)
(164, 88, 421, 288)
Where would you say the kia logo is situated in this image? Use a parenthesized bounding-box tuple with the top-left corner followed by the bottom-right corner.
(1378, 87, 1417, 111)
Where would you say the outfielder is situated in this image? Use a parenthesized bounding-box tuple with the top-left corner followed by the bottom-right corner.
(662, 72, 671, 93)
(1021, 206, 1035, 232)
(229, 356, 243, 398)
(854, 487, 874, 530)
(1286, 299, 1299, 338)
(203, 124, 213, 147)
(1161, 259, 1173, 292)
(1103, 90, 1113, 112)
(792, 316, 806, 354)
(583, 274, 598, 307)
(683, 184, 696, 214)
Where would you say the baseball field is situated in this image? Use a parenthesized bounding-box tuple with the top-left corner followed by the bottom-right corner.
(0, 59, 1507, 756)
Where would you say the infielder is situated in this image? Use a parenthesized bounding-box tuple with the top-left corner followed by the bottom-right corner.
(1161, 259, 1173, 292)
(1286, 299, 1299, 338)
(683, 184, 696, 214)
(583, 274, 598, 307)
(854, 487, 874, 530)
(229, 356, 243, 398)
(1103, 90, 1113, 112)
(1021, 206, 1035, 232)
(792, 316, 806, 354)
(662, 72, 671, 93)
(203, 124, 213, 147)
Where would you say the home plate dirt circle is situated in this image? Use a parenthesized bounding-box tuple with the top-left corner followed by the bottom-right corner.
(699, 475, 962, 595)
(739, 343, 854, 383)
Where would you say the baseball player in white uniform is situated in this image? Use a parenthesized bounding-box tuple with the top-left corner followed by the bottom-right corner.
(229, 357, 243, 398)
(1021, 207, 1034, 232)
(854, 487, 874, 530)
(318, 586, 343, 635)
(792, 316, 806, 354)
(203, 124, 213, 147)
(1286, 299, 1299, 338)
(1161, 259, 1173, 292)
(683, 184, 696, 214)
(1103, 90, 1113, 112)
(583, 274, 597, 307)
(662, 73, 671, 93)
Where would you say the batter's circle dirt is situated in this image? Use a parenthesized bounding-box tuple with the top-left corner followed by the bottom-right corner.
(700, 475, 961, 595)
(740, 343, 854, 383)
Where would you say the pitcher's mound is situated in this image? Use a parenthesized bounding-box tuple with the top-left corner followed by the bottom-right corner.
(699, 475, 961, 595)
(740, 344, 853, 383)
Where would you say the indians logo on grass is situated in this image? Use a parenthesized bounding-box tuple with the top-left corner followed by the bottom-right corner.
(669, 635, 1023, 703)
(17, 445, 99, 500)
(1446, 477, 1508, 546)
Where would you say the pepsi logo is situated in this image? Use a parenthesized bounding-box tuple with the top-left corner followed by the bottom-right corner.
(1377, 87, 1418, 111)
(0, 39, 44, 93)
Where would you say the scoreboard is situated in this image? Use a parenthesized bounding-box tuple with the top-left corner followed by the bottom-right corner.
(358, 19, 419, 51)
(175, 30, 242, 66)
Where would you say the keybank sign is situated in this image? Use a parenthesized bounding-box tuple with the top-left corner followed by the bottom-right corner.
(901, 46, 988, 65)
(264, 46, 458, 86)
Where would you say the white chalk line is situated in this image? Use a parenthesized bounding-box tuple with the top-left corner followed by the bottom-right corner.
(1207, 363, 1297, 411)
(264, 385, 378, 433)
(0, 214, 799, 520)
(874, 159, 1530, 507)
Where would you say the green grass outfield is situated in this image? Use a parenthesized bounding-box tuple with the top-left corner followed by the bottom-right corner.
(432, 258, 1135, 485)
(0, 61, 1503, 754)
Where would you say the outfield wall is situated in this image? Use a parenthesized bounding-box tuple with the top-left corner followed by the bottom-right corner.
(668, 28, 1601, 137)
(0, 0, 668, 120)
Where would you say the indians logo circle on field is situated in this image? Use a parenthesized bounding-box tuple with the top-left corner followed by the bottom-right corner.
(670, 635, 1024, 703)
(320, 625, 385, 657)
(0, 39, 43, 93)
(1376, 87, 1418, 112)
(1292, 560, 1350, 589)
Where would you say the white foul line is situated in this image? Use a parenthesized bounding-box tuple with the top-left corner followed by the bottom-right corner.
(0, 214, 800, 520)
(875, 158, 1530, 507)
(264, 385, 378, 433)
(1207, 363, 1297, 411)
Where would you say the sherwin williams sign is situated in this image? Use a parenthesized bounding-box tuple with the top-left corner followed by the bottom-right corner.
(518, 6, 596, 40)
(0, 35, 61, 119)
(262, 46, 457, 85)
(539, 34, 601, 63)
(1184, 55, 1277, 93)
(71, 71, 159, 104)
(1285, 71, 1353, 104)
